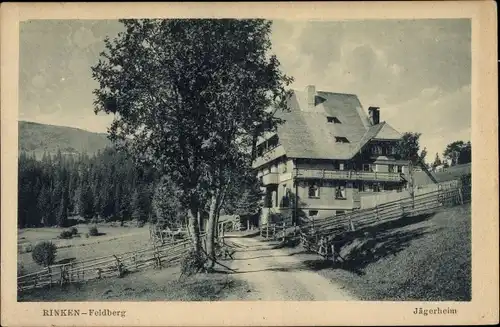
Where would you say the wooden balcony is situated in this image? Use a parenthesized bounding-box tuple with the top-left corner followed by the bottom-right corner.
(252, 145, 286, 168)
(261, 172, 279, 185)
(293, 169, 403, 182)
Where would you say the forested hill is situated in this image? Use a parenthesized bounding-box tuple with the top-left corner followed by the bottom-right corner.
(18, 121, 111, 158)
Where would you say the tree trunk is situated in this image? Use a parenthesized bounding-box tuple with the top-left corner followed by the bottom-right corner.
(187, 205, 202, 254)
(197, 210, 202, 234)
(205, 194, 218, 269)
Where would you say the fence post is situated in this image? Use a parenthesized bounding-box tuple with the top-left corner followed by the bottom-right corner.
(48, 267, 52, 288)
(282, 221, 286, 242)
(266, 224, 269, 239)
(349, 217, 355, 231)
(331, 244, 336, 263)
(273, 224, 276, 239)
(114, 255, 123, 277)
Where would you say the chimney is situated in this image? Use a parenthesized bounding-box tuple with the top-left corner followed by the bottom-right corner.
(305, 85, 316, 111)
(368, 106, 380, 125)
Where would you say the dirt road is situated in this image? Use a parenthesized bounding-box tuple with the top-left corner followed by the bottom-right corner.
(224, 236, 355, 301)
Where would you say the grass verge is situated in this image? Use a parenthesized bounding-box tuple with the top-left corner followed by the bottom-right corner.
(310, 204, 471, 301)
(18, 266, 249, 301)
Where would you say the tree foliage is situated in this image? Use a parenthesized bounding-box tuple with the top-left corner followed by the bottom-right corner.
(443, 140, 471, 166)
(91, 19, 293, 258)
(222, 166, 263, 218)
(152, 177, 185, 228)
(394, 132, 428, 164)
(17, 148, 157, 228)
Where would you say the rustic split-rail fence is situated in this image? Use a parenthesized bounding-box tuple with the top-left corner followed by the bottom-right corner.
(19, 176, 470, 292)
(18, 232, 207, 292)
(299, 175, 471, 262)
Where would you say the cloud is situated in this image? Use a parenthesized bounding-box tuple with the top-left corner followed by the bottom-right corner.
(19, 18, 471, 156)
(378, 84, 471, 160)
(276, 19, 470, 105)
(72, 26, 99, 49)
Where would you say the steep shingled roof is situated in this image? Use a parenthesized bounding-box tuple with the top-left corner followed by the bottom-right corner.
(271, 89, 401, 160)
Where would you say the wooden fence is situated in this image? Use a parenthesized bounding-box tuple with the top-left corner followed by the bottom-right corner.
(259, 221, 297, 241)
(300, 176, 471, 259)
(18, 233, 207, 292)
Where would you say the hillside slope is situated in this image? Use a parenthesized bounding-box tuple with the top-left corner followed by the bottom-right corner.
(19, 121, 111, 157)
(317, 203, 471, 301)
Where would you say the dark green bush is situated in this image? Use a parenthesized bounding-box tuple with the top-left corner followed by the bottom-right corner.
(88, 225, 99, 236)
(31, 241, 57, 267)
(70, 227, 78, 235)
(59, 230, 73, 239)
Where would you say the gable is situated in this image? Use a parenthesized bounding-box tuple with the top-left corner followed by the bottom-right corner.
(373, 123, 401, 140)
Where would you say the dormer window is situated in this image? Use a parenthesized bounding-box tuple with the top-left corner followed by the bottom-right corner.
(327, 116, 341, 124)
(335, 137, 350, 143)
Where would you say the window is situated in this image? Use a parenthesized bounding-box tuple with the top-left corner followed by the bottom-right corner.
(280, 185, 290, 208)
(282, 162, 287, 173)
(335, 184, 347, 199)
(388, 164, 395, 173)
(267, 135, 279, 150)
(385, 146, 395, 155)
(327, 116, 341, 124)
(339, 162, 345, 171)
(308, 182, 320, 198)
(309, 210, 318, 217)
(373, 183, 381, 192)
(336, 210, 345, 215)
(372, 145, 383, 155)
(397, 165, 403, 173)
(257, 144, 264, 156)
(363, 164, 374, 172)
(335, 136, 350, 143)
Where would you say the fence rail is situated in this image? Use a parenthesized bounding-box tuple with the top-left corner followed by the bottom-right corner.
(18, 233, 207, 292)
(259, 219, 296, 241)
(299, 175, 471, 259)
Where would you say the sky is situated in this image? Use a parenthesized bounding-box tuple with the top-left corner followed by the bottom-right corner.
(19, 19, 471, 162)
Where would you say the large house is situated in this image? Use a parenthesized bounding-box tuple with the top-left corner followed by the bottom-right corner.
(253, 85, 412, 224)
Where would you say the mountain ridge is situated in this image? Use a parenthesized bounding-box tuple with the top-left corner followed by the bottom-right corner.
(18, 120, 112, 157)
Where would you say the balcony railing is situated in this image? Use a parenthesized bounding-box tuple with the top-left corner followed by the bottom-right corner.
(252, 145, 286, 168)
(293, 169, 403, 182)
(261, 172, 279, 185)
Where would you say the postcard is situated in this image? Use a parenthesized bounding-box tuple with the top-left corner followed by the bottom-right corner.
(1, 1, 498, 326)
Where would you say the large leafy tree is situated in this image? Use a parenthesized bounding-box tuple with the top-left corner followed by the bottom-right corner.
(91, 19, 293, 262)
(443, 140, 471, 166)
(152, 176, 185, 228)
(395, 132, 428, 165)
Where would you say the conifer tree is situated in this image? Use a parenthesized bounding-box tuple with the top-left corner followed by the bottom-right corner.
(37, 184, 52, 226)
(56, 189, 69, 227)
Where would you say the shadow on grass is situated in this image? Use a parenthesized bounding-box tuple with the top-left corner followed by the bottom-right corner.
(232, 212, 438, 276)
